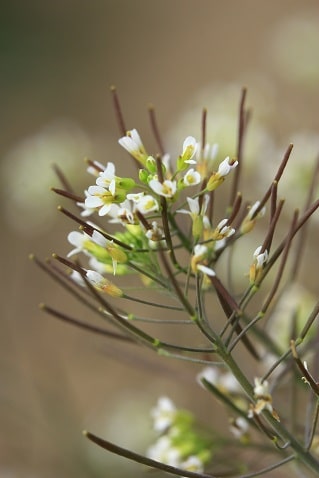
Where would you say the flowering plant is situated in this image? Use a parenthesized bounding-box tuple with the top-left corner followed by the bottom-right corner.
(33, 87, 319, 477)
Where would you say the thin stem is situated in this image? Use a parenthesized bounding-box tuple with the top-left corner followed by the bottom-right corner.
(148, 104, 165, 156)
(305, 398, 319, 451)
(230, 87, 248, 205)
(40, 303, 133, 342)
(237, 455, 295, 478)
(290, 155, 319, 281)
(52, 163, 75, 194)
(110, 85, 126, 136)
(83, 431, 216, 478)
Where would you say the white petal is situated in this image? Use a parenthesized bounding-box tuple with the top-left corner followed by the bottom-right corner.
(85, 196, 103, 208)
(98, 203, 112, 216)
(197, 264, 216, 276)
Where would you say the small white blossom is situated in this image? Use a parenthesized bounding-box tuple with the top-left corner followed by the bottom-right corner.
(108, 200, 135, 225)
(70, 269, 85, 286)
(147, 436, 181, 467)
(77, 190, 96, 217)
(253, 246, 268, 268)
(95, 162, 116, 188)
(241, 201, 266, 234)
(151, 396, 176, 433)
(178, 197, 199, 216)
(126, 192, 144, 203)
(85, 185, 114, 216)
(214, 218, 235, 239)
(181, 455, 204, 473)
(217, 156, 238, 177)
(253, 377, 270, 398)
(196, 366, 219, 388)
(162, 153, 172, 175)
(149, 179, 177, 198)
(197, 366, 240, 394)
(145, 221, 163, 242)
(229, 417, 249, 440)
(126, 192, 159, 214)
(214, 238, 226, 251)
(135, 194, 159, 214)
(196, 264, 216, 276)
(181, 136, 198, 163)
(67, 230, 91, 257)
(247, 201, 266, 221)
(91, 229, 107, 247)
(193, 244, 207, 258)
(183, 168, 201, 186)
(86, 270, 107, 289)
(248, 377, 279, 420)
(118, 129, 147, 163)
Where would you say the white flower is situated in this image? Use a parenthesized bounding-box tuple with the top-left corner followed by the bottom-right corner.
(151, 396, 176, 432)
(108, 200, 135, 225)
(86, 270, 107, 289)
(126, 192, 144, 203)
(88, 256, 111, 274)
(253, 246, 268, 268)
(179, 195, 209, 217)
(136, 195, 159, 214)
(118, 129, 147, 163)
(149, 179, 177, 198)
(196, 366, 219, 388)
(183, 168, 201, 186)
(248, 377, 279, 420)
(181, 136, 198, 163)
(193, 244, 207, 259)
(219, 372, 240, 393)
(196, 264, 216, 276)
(253, 377, 270, 398)
(147, 436, 181, 467)
(145, 221, 163, 242)
(197, 366, 240, 394)
(85, 185, 114, 216)
(181, 455, 204, 473)
(241, 200, 267, 234)
(85, 270, 123, 296)
(162, 153, 172, 175)
(214, 218, 235, 239)
(77, 190, 96, 217)
(217, 156, 238, 177)
(229, 417, 249, 439)
(70, 269, 85, 286)
(91, 229, 107, 247)
(67, 230, 91, 257)
(95, 162, 116, 188)
(178, 197, 200, 216)
(126, 192, 159, 214)
(247, 201, 266, 221)
(214, 238, 226, 251)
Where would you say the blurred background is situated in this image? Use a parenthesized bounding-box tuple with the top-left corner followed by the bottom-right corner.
(1, 1, 319, 476)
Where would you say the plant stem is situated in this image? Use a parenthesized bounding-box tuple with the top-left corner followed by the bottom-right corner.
(217, 343, 319, 474)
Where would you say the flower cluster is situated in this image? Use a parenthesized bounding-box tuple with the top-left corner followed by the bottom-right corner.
(35, 88, 319, 478)
(147, 397, 213, 475)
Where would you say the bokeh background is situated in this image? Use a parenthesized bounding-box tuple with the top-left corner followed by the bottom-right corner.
(2, 1, 319, 476)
